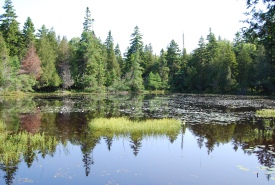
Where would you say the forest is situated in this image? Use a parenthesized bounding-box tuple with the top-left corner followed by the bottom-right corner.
(0, 0, 274, 94)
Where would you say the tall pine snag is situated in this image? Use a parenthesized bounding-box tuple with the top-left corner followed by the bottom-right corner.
(19, 43, 41, 80)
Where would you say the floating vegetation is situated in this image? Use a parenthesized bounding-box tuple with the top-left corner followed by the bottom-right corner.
(256, 109, 275, 117)
(89, 117, 182, 137)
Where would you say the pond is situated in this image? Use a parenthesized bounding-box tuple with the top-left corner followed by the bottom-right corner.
(0, 93, 275, 185)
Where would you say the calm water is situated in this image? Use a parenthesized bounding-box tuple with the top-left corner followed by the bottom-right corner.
(0, 94, 275, 185)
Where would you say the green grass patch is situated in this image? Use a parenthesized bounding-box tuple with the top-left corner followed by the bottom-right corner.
(89, 117, 182, 137)
(256, 109, 275, 117)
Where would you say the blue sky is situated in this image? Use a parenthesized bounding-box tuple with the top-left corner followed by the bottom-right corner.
(1, 0, 248, 54)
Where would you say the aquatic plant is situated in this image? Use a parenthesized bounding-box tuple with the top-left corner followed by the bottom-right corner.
(89, 117, 182, 137)
(256, 109, 275, 117)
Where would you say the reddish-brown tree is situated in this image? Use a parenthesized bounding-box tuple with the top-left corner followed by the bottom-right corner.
(19, 43, 42, 80)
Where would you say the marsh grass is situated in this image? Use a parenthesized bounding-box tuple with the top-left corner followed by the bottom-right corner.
(89, 117, 182, 137)
(0, 120, 58, 164)
(256, 109, 275, 117)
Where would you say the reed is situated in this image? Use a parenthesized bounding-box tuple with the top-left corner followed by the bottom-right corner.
(89, 117, 182, 137)
(256, 109, 275, 117)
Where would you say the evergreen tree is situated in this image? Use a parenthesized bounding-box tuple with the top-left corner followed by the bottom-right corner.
(104, 31, 120, 90)
(166, 40, 181, 89)
(147, 71, 162, 90)
(73, 7, 106, 91)
(36, 25, 61, 89)
(124, 26, 144, 92)
(244, 0, 275, 92)
(0, 0, 22, 57)
(114, 43, 124, 77)
(205, 29, 219, 90)
(185, 36, 207, 91)
(22, 17, 35, 47)
(0, 33, 9, 86)
(216, 40, 237, 92)
(158, 49, 169, 89)
(83, 7, 94, 33)
(235, 43, 256, 93)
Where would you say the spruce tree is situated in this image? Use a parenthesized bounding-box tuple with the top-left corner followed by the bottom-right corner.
(125, 26, 144, 92)
(77, 8, 105, 91)
(105, 31, 120, 90)
(22, 17, 36, 47)
(0, 0, 22, 57)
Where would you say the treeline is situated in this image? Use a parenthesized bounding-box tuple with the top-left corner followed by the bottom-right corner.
(0, 0, 274, 94)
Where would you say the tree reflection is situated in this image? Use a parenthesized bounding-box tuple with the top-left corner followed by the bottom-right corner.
(19, 109, 41, 134)
(0, 161, 19, 185)
(104, 136, 113, 151)
(129, 133, 142, 156)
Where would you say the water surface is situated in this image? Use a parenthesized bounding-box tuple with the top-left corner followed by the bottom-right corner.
(0, 94, 275, 184)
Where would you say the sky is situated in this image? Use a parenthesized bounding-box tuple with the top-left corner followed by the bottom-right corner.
(0, 0, 248, 54)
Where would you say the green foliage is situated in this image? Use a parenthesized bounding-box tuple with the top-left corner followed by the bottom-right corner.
(215, 40, 237, 92)
(22, 17, 36, 53)
(79, 32, 106, 91)
(105, 31, 120, 89)
(0, 0, 21, 57)
(36, 25, 61, 88)
(243, 0, 275, 93)
(124, 26, 144, 92)
(125, 51, 144, 92)
(158, 49, 169, 89)
(148, 72, 162, 90)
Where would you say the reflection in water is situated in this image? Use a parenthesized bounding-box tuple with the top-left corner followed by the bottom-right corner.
(0, 94, 275, 184)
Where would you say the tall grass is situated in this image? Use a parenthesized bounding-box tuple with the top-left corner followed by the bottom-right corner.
(89, 117, 182, 137)
(256, 109, 275, 117)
